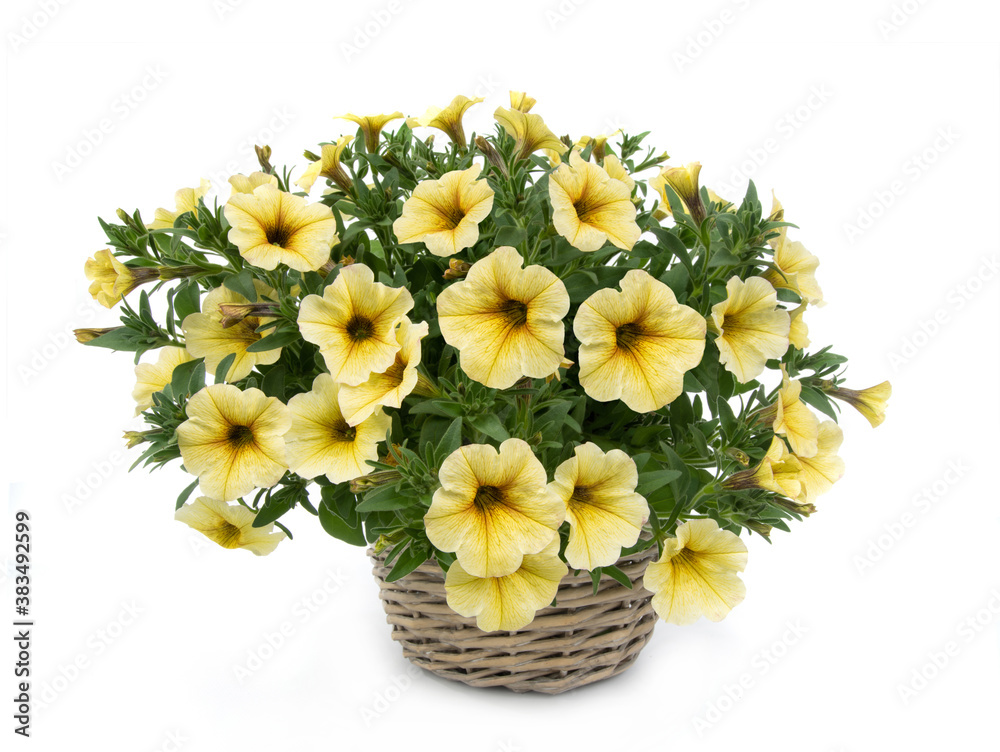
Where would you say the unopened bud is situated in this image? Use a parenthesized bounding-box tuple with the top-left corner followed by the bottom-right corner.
(74, 326, 120, 344)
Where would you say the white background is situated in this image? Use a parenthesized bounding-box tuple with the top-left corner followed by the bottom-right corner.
(2, 0, 999, 750)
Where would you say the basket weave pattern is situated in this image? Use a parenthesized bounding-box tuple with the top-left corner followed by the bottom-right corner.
(370, 545, 659, 694)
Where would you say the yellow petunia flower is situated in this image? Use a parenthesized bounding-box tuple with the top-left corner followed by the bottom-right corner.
(822, 381, 892, 428)
(182, 280, 281, 382)
(85, 249, 159, 308)
(549, 150, 641, 252)
(176, 384, 291, 502)
(574, 269, 706, 413)
(602, 154, 635, 192)
(413, 95, 483, 148)
(284, 373, 391, 483)
(724, 436, 803, 499)
(336, 111, 404, 153)
(224, 184, 338, 272)
(643, 518, 748, 626)
(228, 171, 278, 196)
(296, 137, 352, 193)
(444, 535, 567, 632)
(435, 246, 570, 389)
(788, 303, 810, 349)
(770, 367, 820, 458)
(132, 346, 194, 415)
(508, 90, 536, 113)
(175, 497, 286, 556)
(649, 162, 706, 224)
(150, 179, 212, 230)
(765, 235, 824, 306)
(338, 316, 429, 426)
(493, 106, 565, 162)
(391, 164, 495, 257)
(424, 438, 565, 578)
(710, 276, 791, 383)
(297, 263, 414, 386)
(548, 443, 649, 571)
(794, 420, 846, 503)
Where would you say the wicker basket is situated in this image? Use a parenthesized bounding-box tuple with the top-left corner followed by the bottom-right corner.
(370, 544, 659, 694)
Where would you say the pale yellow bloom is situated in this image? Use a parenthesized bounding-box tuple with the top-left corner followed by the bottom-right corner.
(824, 381, 892, 428)
(175, 497, 286, 556)
(794, 420, 846, 503)
(436, 246, 570, 389)
(392, 164, 495, 257)
(132, 346, 194, 415)
(643, 518, 748, 625)
(768, 191, 786, 246)
(788, 303, 810, 349)
(722, 436, 802, 499)
(710, 276, 790, 383)
(85, 249, 159, 308)
(176, 384, 291, 502)
(150, 179, 211, 229)
(413, 95, 483, 147)
(574, 269, 706, 413)
(338, 317, 429, 426)
(444, 536, 567, 632)
(772, 367, 820, 458)
(297, 263, 414, 386)
(548, 443, 648, 571)
(285, 373, 391, 483)
(336, 111, 404, 152)
(296, 137, 352, 193)
(225, 184, 338, 272)
(766, 236, 824, 306)
(650, 162, 705, 223)
(494, 106, 564, 161)
(549, 150, 640, 252)
(602, 154, 635, 192)
(228, 171, 278, 196)
(649, 169, 727, 221)
(508, 91, 536, 113)
(424, 439, 565, 578)
(182, 280, 281, 382)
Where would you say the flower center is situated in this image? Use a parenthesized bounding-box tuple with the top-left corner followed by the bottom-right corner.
(615, 322, 644, 351)
(329, 420, 357, 443)
(568, 486, 594, 508)
(227, 424, 256, 448)
(440, 205, 467, 230)
(266, 222, 293, 249)
(214, 521, 243, 548)
(346, 315, 375, 341)
(473, 485, 505, 511)
(497, 299, 528, 327)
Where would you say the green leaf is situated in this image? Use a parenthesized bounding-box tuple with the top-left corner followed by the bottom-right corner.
(385, 542, 429, 582)
(637, 468, 682, 495)
(469, 413, 509, 442)
(224, 269, 258, 302)
(261, 365, 285, 399)
(318, 501, 366, 546)
(175, 478, 200, 510)
(494, 225, 526, 247)
(171, 358, 206, 398)
(798, 384, 839, 420)
(253, 491, 297, 527)
(246, 328, 300, 353)
(82, 328, 142, 352)
(356, 485, 410, 513)
(214, 353, 236, 383)
(601, 564, 634, 590)
(173, 281, 201, 321)
(437, 417, 463, 458)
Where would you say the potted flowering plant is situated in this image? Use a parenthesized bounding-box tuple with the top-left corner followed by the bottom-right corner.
(78, 92, 890, 693)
